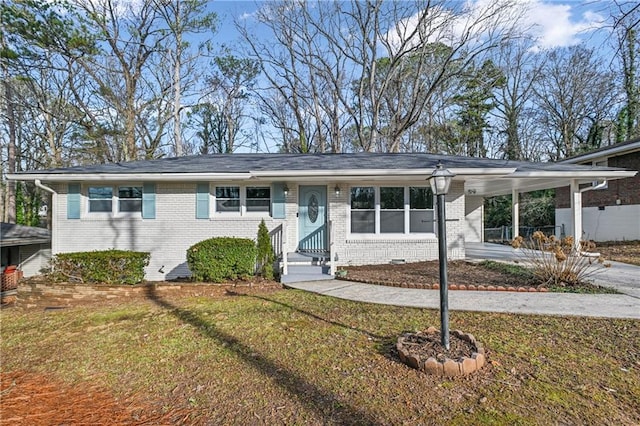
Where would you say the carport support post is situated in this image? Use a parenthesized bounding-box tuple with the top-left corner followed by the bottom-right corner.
(512, 189, 519, 239)
(570, 179, 582, 251)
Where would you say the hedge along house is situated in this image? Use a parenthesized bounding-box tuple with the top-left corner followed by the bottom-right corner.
(8, 153, 636, 282)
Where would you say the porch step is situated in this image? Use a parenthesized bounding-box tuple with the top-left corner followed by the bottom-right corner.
(287, 252, 331, 265)
(280, 265, 334, 284)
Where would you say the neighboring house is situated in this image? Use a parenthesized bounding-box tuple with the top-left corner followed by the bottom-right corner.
(1, 222, 51, 277)
(556, 138, 640, 242)
(8, 153, 636, 282)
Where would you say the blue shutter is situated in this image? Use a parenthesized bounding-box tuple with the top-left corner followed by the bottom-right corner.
(196, 183, 209, 219)
(142, 183, 156, 219)
(67, 183, 81, 219)
(271, 182, 286, 219)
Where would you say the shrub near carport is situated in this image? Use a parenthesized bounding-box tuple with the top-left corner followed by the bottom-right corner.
(50, 250, 150, 285)
(187, 237, 257, 282)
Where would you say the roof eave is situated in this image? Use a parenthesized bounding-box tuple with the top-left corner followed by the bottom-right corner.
(8, 168, 517, 182)
(561, 140, 640, 164)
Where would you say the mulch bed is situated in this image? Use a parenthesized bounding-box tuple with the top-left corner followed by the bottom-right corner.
(401, 331, 475, 363)
(342, 260, 540, 291)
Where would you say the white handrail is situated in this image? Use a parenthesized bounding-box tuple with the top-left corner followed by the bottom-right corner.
(329, 220, 335, 276)
(282, 224, 288, 276)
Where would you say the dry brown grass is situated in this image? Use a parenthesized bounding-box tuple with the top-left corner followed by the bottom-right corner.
(2, 287, 639, 425)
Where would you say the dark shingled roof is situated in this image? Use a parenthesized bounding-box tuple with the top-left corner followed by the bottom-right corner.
(562, 137, 640, 163)
(13, 152, 627, 175)
(1, 223, 51, 247)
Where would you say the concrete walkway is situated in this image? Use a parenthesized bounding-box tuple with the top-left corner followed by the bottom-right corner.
(285, 243, 640, 319)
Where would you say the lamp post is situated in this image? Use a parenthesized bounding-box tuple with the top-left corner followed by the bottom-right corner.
(429, 161, 455, 350)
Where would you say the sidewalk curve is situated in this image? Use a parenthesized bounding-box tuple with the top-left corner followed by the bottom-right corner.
(284, 280, 640, 319)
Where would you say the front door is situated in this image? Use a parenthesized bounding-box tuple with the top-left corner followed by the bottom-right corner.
(298, 186, 327, 252)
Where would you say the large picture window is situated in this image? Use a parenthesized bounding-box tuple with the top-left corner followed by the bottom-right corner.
(350, 186, 434, 235)
(88, 186, 113, 212)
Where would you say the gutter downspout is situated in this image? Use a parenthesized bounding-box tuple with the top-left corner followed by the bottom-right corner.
(570, 179, 607, 252)
(34, 180, 57, 265)
(580, 179, 607, 193)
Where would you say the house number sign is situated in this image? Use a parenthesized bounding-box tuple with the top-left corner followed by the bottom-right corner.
(308, 194, 319, 223)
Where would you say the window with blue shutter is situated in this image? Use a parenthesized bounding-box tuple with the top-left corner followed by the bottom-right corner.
(196, 183, 210, 219)
(142, 183, 156, 219)
(67, 183, 81, 219)
(271, 182, 286, 219)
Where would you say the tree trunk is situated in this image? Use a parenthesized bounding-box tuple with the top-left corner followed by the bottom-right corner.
(173, 1, 183, 156)
(3, 78, 17, 223)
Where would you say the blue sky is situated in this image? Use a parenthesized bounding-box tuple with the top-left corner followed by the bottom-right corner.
(194, 1, 621, 153)
(206, 0, 617, 54)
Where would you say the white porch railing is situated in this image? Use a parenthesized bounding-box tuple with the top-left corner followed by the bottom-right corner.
(269, 224, 288, 276)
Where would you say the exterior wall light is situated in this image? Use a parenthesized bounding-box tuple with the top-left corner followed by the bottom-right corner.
(283, 184, 289, 197)
(428, 161, 456, 350)
(334, 185, 341, 196)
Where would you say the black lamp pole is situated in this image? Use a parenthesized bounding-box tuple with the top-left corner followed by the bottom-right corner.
(436, 191, 449, 350)
(430, 162, 455, 350)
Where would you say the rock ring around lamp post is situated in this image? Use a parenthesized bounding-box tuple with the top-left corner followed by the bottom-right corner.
(396, 327, 486, 377)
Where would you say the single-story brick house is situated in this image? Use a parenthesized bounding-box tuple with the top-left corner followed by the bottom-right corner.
(8, 153, 636, 282)
(556, 138, 640, 242)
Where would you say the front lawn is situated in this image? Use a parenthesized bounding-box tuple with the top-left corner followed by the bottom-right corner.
(1, 287, 639, 425)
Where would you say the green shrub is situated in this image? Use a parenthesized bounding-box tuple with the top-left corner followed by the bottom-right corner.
(187, 237, 257, 283)
(256, 219, 275, 279)
(50, 250, 150, 285)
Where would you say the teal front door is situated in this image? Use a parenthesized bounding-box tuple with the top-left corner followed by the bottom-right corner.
(298, 186, 327, 252)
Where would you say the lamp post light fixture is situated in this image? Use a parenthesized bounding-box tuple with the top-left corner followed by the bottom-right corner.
(429, 161, 455, 350)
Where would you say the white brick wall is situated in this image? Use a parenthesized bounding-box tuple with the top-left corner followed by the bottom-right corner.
(53, 182, 286, 281)
(464, 195, 484, 243)
(329, 181, 466, 267)
(51, 180, 469, 281)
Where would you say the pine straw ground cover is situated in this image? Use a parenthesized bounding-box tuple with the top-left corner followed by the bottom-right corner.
(342, 260, 618, 294)
(1, 285, 639, 425)
(597, 241, 640, 266)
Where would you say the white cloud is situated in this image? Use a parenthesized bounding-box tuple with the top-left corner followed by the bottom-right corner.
(518, 0, 606, 50)
(384, 0, 607, 55)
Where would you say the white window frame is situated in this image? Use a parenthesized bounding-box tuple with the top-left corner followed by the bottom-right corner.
(87, 186, 113, 215)
(214, 185, 241, 214)
(245, 186, 271, 215)
(348, 185, 436, 238)
(118, 186, 143, 214)
(212, 184, 272, 217)
(85, 184, 143, 217)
